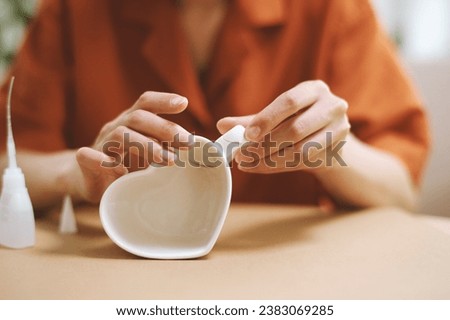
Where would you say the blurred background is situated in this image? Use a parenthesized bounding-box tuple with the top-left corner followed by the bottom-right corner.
(0, 0, 35, 76)
(372, 0, 450, 217)
(0, 0, 449, 215)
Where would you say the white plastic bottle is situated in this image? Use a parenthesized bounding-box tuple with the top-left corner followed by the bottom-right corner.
(0, 77, 35, 249)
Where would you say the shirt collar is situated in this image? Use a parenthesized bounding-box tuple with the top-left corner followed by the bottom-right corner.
(121, 0, 286, 28)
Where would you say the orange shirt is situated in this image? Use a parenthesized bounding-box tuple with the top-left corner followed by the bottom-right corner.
(0, 0, 430, 204)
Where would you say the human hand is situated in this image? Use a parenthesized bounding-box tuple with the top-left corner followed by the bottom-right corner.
(217, 80, 350, 173)
(69, 92, 191, 203)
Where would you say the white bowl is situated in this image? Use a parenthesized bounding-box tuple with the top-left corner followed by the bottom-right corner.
(99, 136, 232, 259)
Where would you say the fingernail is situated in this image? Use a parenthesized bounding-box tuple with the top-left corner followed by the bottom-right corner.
(245, 126, 260, 141)
(171, 96, 187, 107)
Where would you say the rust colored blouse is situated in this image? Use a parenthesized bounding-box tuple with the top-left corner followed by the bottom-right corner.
(0, 0, 430, 204)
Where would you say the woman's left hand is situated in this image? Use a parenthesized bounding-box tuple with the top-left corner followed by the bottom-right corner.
(217, 80, 350, 173)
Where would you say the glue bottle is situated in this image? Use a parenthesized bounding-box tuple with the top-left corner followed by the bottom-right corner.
(0, 77, 35, 249)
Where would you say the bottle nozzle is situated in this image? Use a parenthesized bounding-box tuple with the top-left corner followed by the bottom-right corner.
(6, 77, 17, 168)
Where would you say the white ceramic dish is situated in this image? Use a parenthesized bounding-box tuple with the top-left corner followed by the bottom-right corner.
(99, 125, 246, 259)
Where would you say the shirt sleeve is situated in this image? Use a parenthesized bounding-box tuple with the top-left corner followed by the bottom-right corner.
(315, 0, 431, 185)
(0, 0, 71, 152)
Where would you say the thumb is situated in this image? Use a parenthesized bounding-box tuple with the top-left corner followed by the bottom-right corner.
(75, 147, 128, 203)
(217, 115, 254, 134)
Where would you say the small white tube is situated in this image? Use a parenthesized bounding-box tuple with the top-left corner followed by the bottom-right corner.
(215, 125, 248, 164)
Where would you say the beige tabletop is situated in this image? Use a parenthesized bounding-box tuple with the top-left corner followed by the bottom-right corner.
(1, 204, 450, 299)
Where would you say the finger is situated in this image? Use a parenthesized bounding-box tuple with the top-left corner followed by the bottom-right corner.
(216, 115, 254, 134)
(274, 96, 347, 143)
(237, 141, 327, 174)
(76, 147, 128, 202)
(244, 80, 329, 141)
(245, 97, 346, 160)
(122, 109, 192, 147)
(131, 91, 188, 115)
(99, 125, 177, 166)
(278, 119, 347, 167)
(237, 118, 349, 173)
(76, 147, 128, 176)
(238, 148, 330, 174)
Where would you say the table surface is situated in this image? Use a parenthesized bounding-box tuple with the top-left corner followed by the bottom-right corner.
(1, 204, 450, 299)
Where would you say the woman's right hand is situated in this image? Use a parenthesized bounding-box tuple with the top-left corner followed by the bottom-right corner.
(65, 91, 191, 203)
